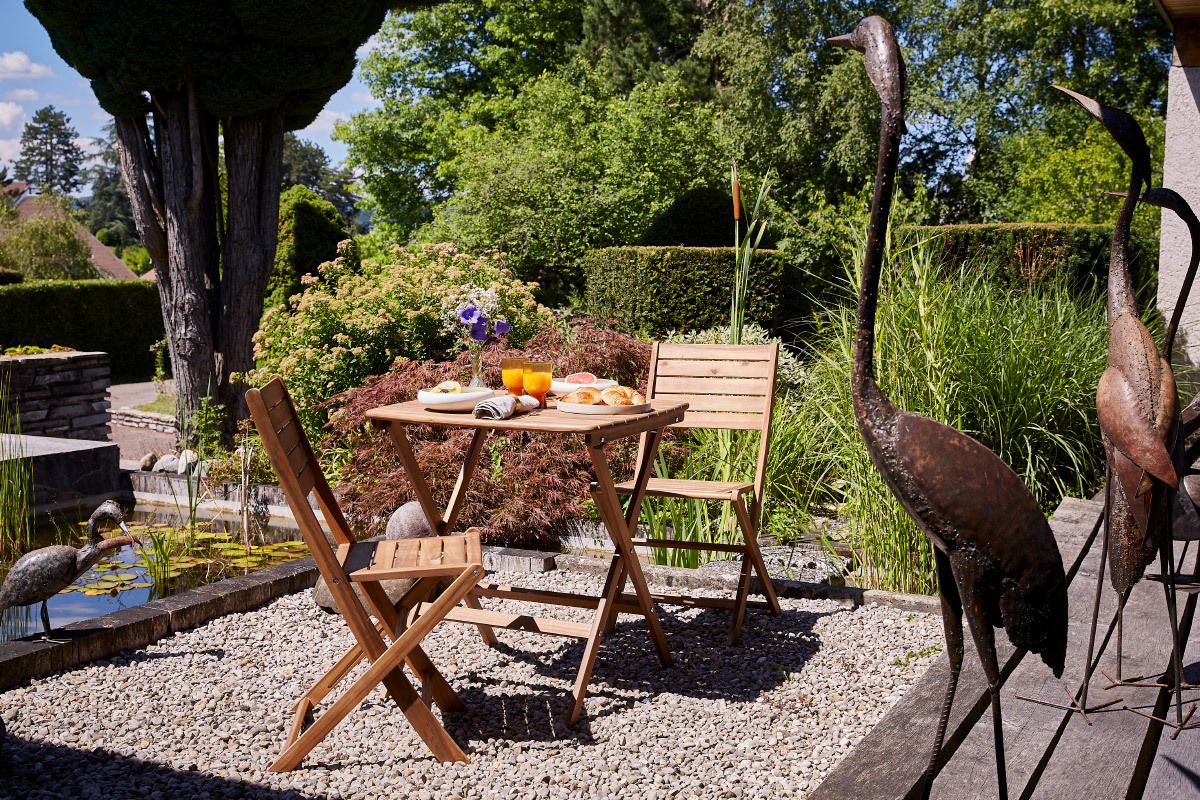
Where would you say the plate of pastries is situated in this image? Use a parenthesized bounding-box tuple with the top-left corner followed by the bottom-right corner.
(556, 385, 650, 414)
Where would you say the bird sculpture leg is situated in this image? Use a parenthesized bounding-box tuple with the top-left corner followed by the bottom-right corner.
(960, 583, 1008, 800)
(39, 600, 54, 642)
(1078, 476, 1112, 712)
(1160, 507, 1185, 724)
(921, 549, 964, 800)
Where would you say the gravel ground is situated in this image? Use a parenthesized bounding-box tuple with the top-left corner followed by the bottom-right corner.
(697, 545, 848, 585)
(0, 570, 940, 800)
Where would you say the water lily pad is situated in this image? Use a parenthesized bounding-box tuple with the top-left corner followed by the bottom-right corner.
(128, 581, 154, 589)
(82, 589, 109, 596)
(111, 572, 138, 581)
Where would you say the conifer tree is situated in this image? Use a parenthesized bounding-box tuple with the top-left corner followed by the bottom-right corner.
(13, 106, 85, 194)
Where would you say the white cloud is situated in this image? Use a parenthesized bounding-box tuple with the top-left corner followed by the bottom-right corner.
(356, 35, 380, 57)
(0, 101, 23, 132)
(0, 138, 19, 164)
(0, 52, 54, 81)
(351, 90, 381, 106)
(4, 89, 37, 102)
(304, 109, 348, 134)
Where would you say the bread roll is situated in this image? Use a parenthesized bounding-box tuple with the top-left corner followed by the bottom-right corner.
(630, 390, 646, 405)
(601, 386, 634, 406)
(564, 386, 602, 405)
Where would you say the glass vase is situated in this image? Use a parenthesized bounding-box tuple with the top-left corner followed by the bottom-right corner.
(468, 344, 485, 387)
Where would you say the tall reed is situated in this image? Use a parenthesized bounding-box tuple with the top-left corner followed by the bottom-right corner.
(790, 235, 1109, 593)
(0, 373, 32, 559)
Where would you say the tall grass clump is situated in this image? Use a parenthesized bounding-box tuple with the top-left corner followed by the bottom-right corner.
(791, 237, 1109, 594)
(0, 374, 33, 559)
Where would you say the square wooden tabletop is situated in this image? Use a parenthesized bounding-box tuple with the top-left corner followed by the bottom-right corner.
(366, 393, 688, 436)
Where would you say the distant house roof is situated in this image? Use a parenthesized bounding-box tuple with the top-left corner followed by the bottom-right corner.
(2, 181, 29, 200)
(11, 193, 138, 280)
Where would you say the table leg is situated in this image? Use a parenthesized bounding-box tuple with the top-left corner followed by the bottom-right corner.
(587, 437, 671, 666)
(567, 554, 623, 727)
(600, 427, 662, 634)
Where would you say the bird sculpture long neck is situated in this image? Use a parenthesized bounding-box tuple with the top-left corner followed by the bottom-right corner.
(851, 102, 904, 410)
(1164, 220, 1200, 362)
(1108, 169, 1142, 326)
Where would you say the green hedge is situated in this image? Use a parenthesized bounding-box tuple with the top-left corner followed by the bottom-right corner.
(582, 246, 804, 337)
(894, 223, 1157, 295)
(0, 280, 164, 378)
(0, 268, 23, 286)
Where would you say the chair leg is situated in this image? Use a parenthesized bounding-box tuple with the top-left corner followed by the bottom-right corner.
(733, 496, 781, 615)
(271, 567, 483, 771)
(463, 591, 499, 647)
(729, 550, 753, 645)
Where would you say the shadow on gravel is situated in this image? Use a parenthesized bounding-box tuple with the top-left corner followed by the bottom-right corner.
(0, 735, 307, 800)
(447, 603, 843, 741)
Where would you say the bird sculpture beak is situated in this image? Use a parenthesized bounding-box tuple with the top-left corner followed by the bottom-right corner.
(827, 33, 856, 49)
(1051, 85, 1102, 120)
(118, 521, 132, 536)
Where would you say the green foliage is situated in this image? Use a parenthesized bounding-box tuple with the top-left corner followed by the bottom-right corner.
(13, 106, 85, 194)
(582, 246, 798, 338)
(84, 123, 139, 248)
(416, 62, 726, 302)
(791, 240, 1109, 594)
(246, 242, 551, 435)
(26, 1, 395, 130)
(0, 269, 23, 286)
(0, 200, 98, 280)
(267, 185, 348, 312)
(0, 280, 164, 378)
(0, 374, 33, 560)
(281, 133, 360, 228)
(895, 222, 1158, 305)
(121, 245, 153, 276)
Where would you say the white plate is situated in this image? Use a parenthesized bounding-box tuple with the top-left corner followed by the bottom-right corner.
(550, 378, 616, 395)
(556, 400, 652, 415)
(417, 387, 494, 412)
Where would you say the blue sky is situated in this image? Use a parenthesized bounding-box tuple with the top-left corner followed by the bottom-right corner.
(1, 7, 382, 180)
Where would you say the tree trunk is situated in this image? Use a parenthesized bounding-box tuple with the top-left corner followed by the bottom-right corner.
(218, 109, 285, 434)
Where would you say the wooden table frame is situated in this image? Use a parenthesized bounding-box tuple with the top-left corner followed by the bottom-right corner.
(366, 396, 689, 725)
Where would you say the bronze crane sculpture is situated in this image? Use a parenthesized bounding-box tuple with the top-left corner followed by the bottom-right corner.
(0, 500, 133, 640)
(830, 17, 1068, 800)
(1054, 89, 1187, 725)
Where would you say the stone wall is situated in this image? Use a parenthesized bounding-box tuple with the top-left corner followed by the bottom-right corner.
(0, 350, 111, 441)
(110, 407, 178, 436)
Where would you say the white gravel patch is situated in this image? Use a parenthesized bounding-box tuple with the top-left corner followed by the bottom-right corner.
(0, 570, 940, 799)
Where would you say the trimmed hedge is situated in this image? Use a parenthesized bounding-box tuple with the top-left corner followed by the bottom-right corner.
(0, 268, 23, 285)
(895, 223, 1157, 294)
(582, 246, 800, 337)
(0, 280, 164, 378)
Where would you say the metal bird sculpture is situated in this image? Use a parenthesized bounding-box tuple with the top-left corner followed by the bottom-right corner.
(0, 500, 132, 640)
(831, 17, 1068, 800)
(1054, 88, 1186, 722)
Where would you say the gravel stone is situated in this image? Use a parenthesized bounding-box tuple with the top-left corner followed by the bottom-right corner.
(0, 570, 940, 799)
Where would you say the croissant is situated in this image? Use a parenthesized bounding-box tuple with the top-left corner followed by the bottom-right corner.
(563, 386, 603, 404)
(601, 386, 634, 406)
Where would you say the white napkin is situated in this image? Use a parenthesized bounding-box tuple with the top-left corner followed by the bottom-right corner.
(473, 394, 540, 419)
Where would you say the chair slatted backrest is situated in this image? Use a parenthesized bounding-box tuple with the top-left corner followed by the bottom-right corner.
(644, 342, 779, 520)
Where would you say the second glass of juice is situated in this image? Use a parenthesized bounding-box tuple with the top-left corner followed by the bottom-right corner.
(523, 361, 552, 408)
(501, 357, 526, 395)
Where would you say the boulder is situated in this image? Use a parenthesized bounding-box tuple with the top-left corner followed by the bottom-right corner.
(177, 449, 198, 474)
(152, 453, 179, 473)
(139, 452, 159, 471)
(313, 501, 443, 614)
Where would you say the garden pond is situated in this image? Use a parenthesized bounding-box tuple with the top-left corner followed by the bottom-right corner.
(0, 511, 309, 642)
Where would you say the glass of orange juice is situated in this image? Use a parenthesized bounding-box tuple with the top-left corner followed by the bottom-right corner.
(501, 357, 526, 395)
(523, 361, 552, 408)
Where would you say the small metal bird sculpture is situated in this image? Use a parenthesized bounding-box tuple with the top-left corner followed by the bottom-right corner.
(1055, 88, 1186, 722)
(0, 500, 133, 640)
(831, 18, 1068, 800)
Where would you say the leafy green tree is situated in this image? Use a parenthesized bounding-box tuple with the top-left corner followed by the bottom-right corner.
(419, 62, 725, 302)
(268, 185, 348, 312)
(13, 106, 85, 194)
(0, 194, 96, 280)
(282, 133, 359, 230)
(26, 0, 424, 442)
(85, 123, 139, 248)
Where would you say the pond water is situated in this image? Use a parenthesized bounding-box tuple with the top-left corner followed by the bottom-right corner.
(0, 510, 309, 642)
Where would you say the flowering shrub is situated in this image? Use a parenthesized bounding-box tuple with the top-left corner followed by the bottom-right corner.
(244, 242, 550, 433)
(322, 319, 651, 543)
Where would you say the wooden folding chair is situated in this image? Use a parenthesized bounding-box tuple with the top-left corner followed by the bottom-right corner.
(246, 376, 484, 770)
(607, 342, 783, 644)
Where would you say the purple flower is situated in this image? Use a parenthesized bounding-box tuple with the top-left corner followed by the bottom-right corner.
(458, 304, 481, 325)
(494, 318, 511, 335)
(470, 319, 489, 342)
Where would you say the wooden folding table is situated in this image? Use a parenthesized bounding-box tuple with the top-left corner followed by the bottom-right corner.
(366, 395, 688, 725)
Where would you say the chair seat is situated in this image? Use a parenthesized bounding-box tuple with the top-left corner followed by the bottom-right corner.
(611, 477, 754, 501)
(338, 534, 483, 581)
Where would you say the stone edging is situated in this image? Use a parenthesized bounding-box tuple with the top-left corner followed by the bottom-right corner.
(110, 407, 179, 436)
